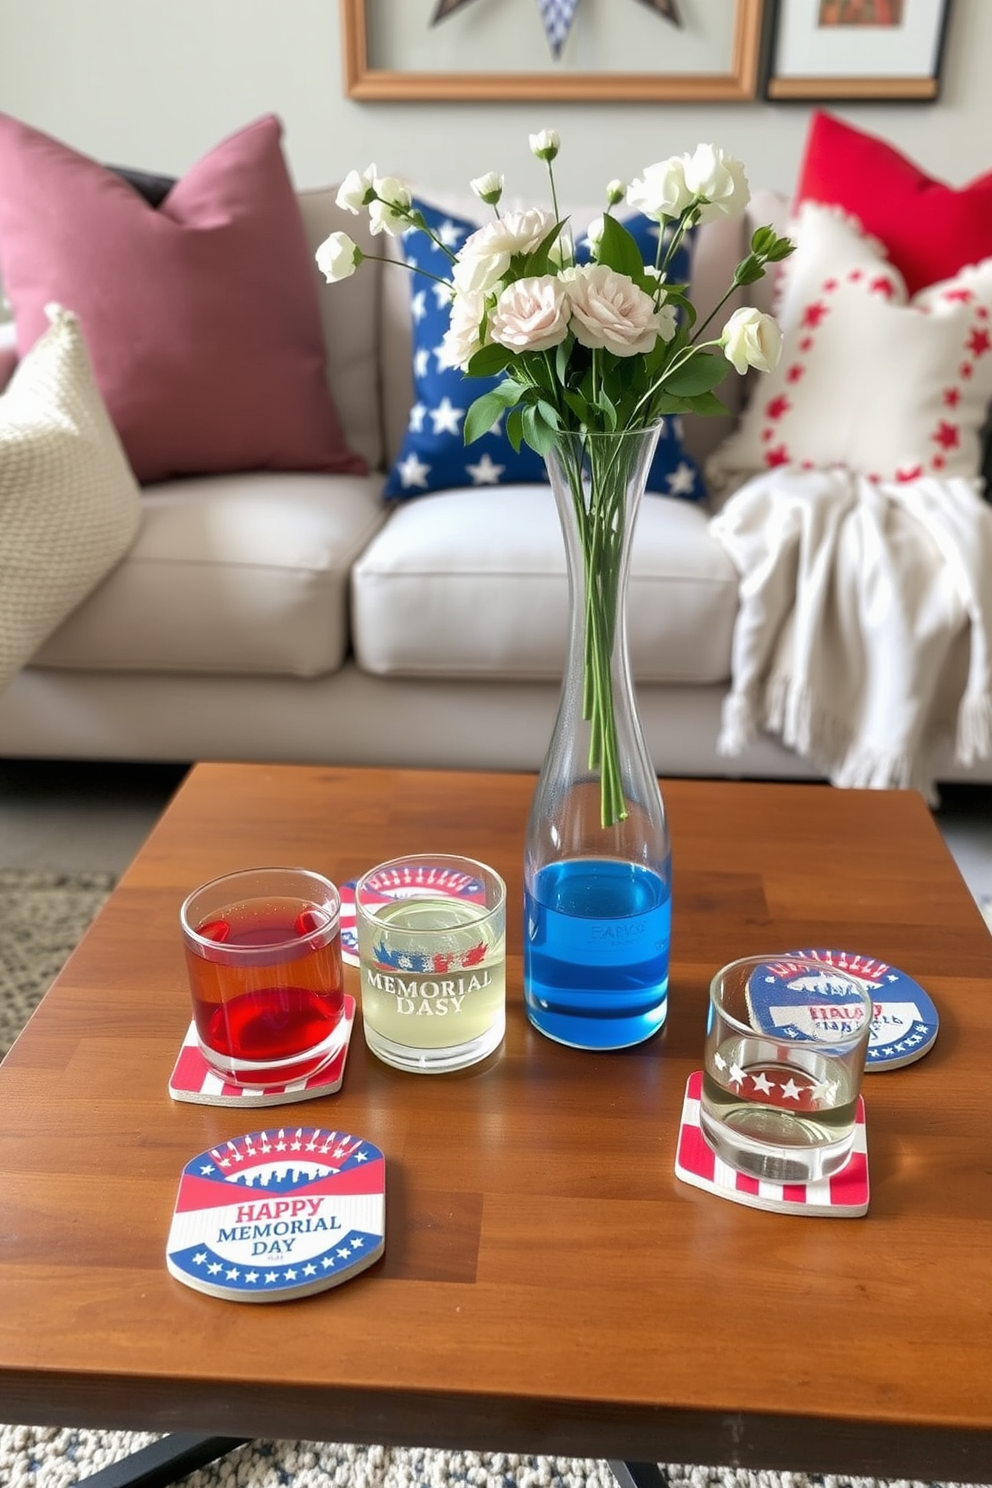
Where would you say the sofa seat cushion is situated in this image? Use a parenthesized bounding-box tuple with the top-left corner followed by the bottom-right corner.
(350, 487, 737, 684)
(33, 472, 387, 678)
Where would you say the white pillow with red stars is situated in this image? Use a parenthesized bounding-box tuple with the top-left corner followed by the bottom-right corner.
(707, 202, 992, 490)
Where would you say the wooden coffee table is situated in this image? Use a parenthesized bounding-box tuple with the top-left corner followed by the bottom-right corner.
(1, 764, 991, 1485)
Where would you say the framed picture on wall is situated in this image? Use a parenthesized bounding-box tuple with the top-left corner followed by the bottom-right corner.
(340, 0, 765, 103)
(763, 0, 953, 101)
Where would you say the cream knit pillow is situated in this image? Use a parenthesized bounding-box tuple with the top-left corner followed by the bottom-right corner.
(0, 304, 141, 692)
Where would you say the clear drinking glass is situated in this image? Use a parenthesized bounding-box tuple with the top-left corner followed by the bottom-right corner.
(700, 953, 874, 1183)
(180, 866, 344, 1086)
(355, 854, 506, 1073)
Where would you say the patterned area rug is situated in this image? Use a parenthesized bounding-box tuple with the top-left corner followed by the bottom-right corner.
(0, 871, 980, 1488)
(0, 867, 116, 1059)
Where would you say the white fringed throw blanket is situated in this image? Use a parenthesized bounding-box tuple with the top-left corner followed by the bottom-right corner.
(708, 468, 992, 804)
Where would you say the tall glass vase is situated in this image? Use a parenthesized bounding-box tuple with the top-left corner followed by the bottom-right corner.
(524, 423, 672, 1051)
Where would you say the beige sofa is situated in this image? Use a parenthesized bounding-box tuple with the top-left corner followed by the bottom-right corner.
(0, 184, 983, 785)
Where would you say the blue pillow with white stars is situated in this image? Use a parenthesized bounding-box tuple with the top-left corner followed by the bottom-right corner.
(383, 197, 707, 504)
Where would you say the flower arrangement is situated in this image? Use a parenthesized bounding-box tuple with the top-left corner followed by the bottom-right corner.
(316, 132, 793, 826)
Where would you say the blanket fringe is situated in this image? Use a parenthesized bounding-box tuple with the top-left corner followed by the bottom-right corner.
(764, 675, 934, 798)
(765, 675, 850, 764)
(715, 691, 757, 757)
(956, 692, 992, 768)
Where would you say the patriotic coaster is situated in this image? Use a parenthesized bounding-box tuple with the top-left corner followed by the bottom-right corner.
(786, 949, 939, 1070)
(340, 863, 488, 966)
(166, 1126, 385, 1302)
(168, 996, 356, 1107)
(674, 1071, 869, 1218)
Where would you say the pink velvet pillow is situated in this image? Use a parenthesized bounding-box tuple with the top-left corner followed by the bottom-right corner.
(0, 112, 366, 484)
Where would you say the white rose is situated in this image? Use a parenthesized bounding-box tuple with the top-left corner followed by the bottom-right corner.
(490, 275, 572, 353)
(452, 207, 555, 294)
(315, 231, 363, 283)
(529, 128, 560, 161)
(682, 144, 750, 223)
(563, 264, 670, 357)
(335, 164, 376, 215)
(369, 175, 412, 236)
(470, 171, 504, 205)
(720, 306, 783, 375)
(584, 216, 606, 256)
(627, 157, 692, 222)
(439, 290, 488, 371)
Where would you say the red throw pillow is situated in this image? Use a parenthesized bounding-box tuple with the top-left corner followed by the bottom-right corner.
(795, 111, 992, 298)
(0, 112, 366, 484)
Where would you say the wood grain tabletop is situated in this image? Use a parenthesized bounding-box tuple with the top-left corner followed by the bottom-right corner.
(0, 764, 990, 1480)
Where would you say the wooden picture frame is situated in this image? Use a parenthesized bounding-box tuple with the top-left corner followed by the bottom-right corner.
(340, 0, 765, 103)
(763, 0, 952, 101)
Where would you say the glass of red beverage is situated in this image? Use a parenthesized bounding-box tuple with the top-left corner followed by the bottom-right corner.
(180, 866, 344, 1087)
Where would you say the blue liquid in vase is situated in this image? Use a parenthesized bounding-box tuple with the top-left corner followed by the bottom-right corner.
(524, 858, 670, 1049)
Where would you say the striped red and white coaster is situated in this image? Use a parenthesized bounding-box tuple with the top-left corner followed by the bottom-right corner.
(168, 996, 356, 1107)
(674, 1070, 869, 1217)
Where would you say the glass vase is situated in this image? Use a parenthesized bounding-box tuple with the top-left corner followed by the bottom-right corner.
(524, 423, 672, 1051)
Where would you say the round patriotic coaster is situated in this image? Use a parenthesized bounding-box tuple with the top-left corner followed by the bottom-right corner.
(166, 1126, 385, 1302)
(339, 861, 489, 966)
(167, 996, 356, 1107)
(674, 1071, 869, 1218)
(787, 949, 939, 1070)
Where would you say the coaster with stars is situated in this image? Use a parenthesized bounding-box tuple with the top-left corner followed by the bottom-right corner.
(166, 1126, 386, 1302)
(674, 1071, 869, 1218)
(785, 949, 939, 1070)
(168, 996, 356, 1106)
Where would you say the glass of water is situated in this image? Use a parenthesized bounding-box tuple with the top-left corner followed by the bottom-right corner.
(700, 953, 874, 1184)
(355, 854, 507, 1074)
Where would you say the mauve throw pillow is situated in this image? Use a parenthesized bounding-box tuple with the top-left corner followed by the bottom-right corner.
(0, 112, 366, 484)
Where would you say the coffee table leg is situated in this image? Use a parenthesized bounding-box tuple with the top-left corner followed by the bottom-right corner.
(76, 1433, 251, 1487)
(608, 1462, 667, 1488)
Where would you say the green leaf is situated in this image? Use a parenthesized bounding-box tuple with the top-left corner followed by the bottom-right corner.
(463, 381, 524, 445)
(522, 403, 558, 456)
(519, 218, 570, 277)
(662, 352, 728, 397)
(595, 214, 648, 279)
(505, 405, 525, 453)
(563, 388, 588, 422)
(650, 389, 728, 418)
(536, 398, 562, 432)
(466, 343, 515, 378)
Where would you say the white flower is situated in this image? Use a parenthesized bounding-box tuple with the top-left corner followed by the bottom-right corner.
(368, 175, 412, 236)
(470, 171, 504, 206)
(682, 144, 750, 223)
(452, 207, 555, 294)
(627, 157, 693, 223)
(563, 264, 673, 357)
(529, 129, 560, 162)
(720, 306, 782, 374)
(335, 164, 376, 215)
(315, 231, 363, 283)
(439, 290, 489, 371)
(606, 179, 626, 207)
(490, 275, 571, 353)
(584, 216, 606, 256)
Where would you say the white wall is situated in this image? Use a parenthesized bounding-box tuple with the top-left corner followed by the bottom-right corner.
(0, 0, 991, 203)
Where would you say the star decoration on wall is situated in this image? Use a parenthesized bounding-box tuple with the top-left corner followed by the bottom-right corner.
(430, 0, 681, 61)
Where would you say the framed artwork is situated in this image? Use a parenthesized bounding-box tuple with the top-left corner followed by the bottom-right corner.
(763, 0, 953, 101)
(340, 0, 765, 103)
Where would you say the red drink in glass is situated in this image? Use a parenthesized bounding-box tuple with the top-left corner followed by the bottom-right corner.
(180, 868, 343, 1086)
